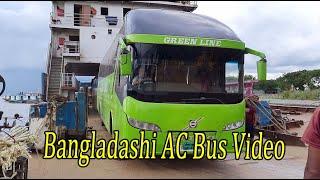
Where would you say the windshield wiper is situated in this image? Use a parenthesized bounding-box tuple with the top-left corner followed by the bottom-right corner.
(181, 97, 224, 104)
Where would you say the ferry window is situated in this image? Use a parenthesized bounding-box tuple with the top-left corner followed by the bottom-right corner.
(69, 36, 79, 41)
(91, 34, 96, 39)
(108, 29, 112, 34)
(101, 7, 108, 16)
(123, 8, 131, 17)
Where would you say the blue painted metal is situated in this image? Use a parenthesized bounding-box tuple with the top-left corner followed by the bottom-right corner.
(29, 103, 48, 119)
(55, 92, 87, 137)
(41, 73, 47, 100)
(38, 103, 47, 118)
(256, 101, 272, 126)
(76, 92, 87, 133)
(56, 101, 77, 129)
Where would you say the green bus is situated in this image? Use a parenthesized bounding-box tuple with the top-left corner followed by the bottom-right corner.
(97, 9, 267, 156)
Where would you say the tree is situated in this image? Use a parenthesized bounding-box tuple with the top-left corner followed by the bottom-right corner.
(254, 80, 279, 92)
(276, 69, 320, 91)
(251, 69, 320, 92)
(244, 74, 256, 81)
(311, 76, 320, 88)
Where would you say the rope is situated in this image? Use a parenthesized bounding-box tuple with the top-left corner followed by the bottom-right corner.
(245, 97, 290, 134)
(247, 98, 286, 132)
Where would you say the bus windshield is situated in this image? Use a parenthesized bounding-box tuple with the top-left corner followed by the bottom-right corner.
(130, 43, 244, 96)
(131, 44, 243, 93)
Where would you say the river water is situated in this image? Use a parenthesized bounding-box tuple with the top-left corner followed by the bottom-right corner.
(0, 97, 31, 126)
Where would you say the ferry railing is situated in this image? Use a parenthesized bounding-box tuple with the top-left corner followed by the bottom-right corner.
(60, 73, 77, 89)
(50, 12, 122, 27)
(63, 41, 80, 55)
(131, 1, 198, 7)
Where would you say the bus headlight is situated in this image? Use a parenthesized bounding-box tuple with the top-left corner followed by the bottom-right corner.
(128, 118, 161, 132)
(224, 120, 244, 131)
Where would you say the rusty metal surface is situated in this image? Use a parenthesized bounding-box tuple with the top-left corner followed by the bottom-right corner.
(261, 99, 319, 113)
(255, 128, 306, 147)
(270, 104, 315, 113)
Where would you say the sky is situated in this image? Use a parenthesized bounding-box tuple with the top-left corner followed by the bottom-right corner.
(1, 1, 320, 94)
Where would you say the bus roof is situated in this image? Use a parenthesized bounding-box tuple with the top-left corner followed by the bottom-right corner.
(125, 9, 242, 42)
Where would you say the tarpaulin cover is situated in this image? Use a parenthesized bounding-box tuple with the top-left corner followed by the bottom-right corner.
(125, 9, 242, 41)
(256, 101, 272, 126)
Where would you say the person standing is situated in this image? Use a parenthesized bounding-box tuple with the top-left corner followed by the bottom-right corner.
(302, 107, 320, 179)
(245, 98, 257, 142)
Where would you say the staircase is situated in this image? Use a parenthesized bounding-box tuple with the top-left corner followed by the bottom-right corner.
(47, 57, 63, 100)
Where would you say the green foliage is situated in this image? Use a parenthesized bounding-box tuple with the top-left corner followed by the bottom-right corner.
(280, 89, 320, 100)
(252, 69, 320, 92)
(277, 69, 320, 91)
(244, 74, 256, 81)
(254, 80, 279, 92)
(226, 76, 238, 82)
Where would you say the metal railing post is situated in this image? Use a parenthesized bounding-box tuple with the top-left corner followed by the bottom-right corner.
(50, 12, 123, 27)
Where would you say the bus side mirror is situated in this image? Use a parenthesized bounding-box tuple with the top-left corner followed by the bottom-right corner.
(119, 50, 132, 76)
(257, 59, 267, 81)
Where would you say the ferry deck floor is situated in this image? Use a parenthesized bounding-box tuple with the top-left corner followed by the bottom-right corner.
(28, 110, 312, 179)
